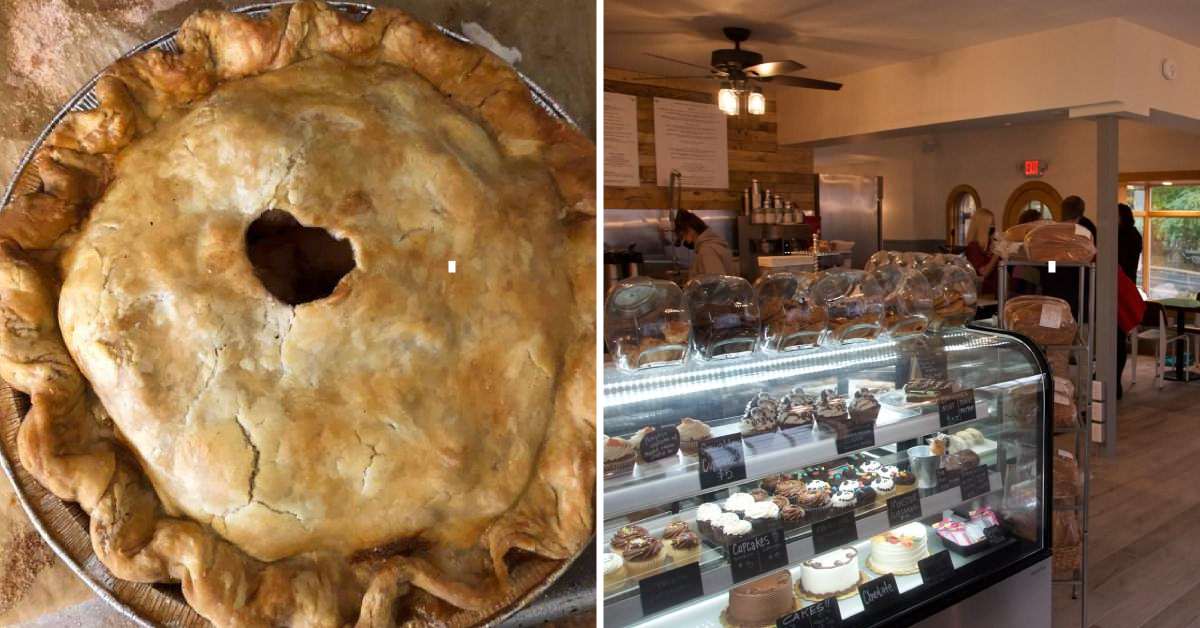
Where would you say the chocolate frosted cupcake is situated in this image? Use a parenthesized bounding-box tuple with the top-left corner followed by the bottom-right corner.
(849, 389, 882, 426)
(781, 505, 807, 530)
(815, 390, 851, 436)
(776, 482, 808, 505)
(610, 525, 649, 552)
(854, 485, 876, 506)
(744, 501, 782, 534)
(893, 469, 917, 485)
(771, 496, 791, 511)
(621, 536, 665, 577)
(677, 417, 712, 457)
(663, 521, 691, 541)
(603, 436, 636, 479)
(666, 531, 701, 564)
(796, 488, 832, 520)
(761, 473, 792, 493)
(750, 488, 771, 502)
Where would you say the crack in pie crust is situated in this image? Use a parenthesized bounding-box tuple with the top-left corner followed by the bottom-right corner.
(0, 2, 594, 625)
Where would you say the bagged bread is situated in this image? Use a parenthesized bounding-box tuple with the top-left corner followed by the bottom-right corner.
(1053, 377, 1078, 428)
(1045, 346, 1071, 380)
(1004, 295, 1077, 346)
(1053, 449, 1081, 502)
(1052, 511, 1082, 577)
(1003, 219, 1055, 243)
(1025, 222, 1096, 263)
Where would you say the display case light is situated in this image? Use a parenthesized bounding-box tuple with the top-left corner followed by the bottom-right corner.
(717, 82, 739, 116)
(747, 87, 766, 115)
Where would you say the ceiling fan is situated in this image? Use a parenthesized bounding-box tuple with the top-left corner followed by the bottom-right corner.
(635, 27, 842, 115)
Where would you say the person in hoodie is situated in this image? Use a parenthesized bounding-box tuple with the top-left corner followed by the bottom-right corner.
(673, 209, 736, 278)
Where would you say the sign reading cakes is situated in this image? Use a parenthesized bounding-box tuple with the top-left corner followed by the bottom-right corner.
(699, 433, 747, 489)
(937, 389, 977, 427)
(728, 528, 788, 583)
(639, 426, 680, 463)
(777, 596, 842, 628)
(639, 562, 703, 616)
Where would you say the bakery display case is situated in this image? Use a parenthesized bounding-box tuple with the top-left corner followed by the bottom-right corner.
(602, 322, 1052, 627)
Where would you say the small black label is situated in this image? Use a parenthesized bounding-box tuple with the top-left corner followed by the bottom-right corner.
(777, 597, 842, 628)
(937, 389, 977, 428)
(985, 525, 1006, 544)
(917, 550, 955, 587)
(638, 561, 704, 616)
(698, 433, 747, 490)
(639, 426, 681, 463)
(959, 465, 991, 501)
(835, 424, 876, 454)
(915, 336, 949, 380)
(728, 528, 789, 584)
(811, 510, 858, 554)
(886, 491, 922, 528)
(935, 468, 961, 493)
(859, 573, 901, 613)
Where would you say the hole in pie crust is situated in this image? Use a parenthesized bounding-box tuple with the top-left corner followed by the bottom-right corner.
(245, 209, 355, 305)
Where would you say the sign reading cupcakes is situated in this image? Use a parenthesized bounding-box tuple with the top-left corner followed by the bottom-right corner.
(728, 528, 788, 583)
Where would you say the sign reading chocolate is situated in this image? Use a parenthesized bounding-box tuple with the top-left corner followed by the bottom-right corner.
(937, 389, 977, 427)
(728, 528, 789, 584)
(859, 573, 901, 613)
(698, 433, 747, 490)
(886, 490, 922, 528)
(777, 596, 842, 628)
(811, 510, 858, 554)
(639, 425, 680, 463)
(639, 562, 704, 616)
(959, 465, 991, 501)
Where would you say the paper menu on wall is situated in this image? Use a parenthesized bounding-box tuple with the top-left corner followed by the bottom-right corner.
(652, 97, 729, 189)
(604, 92, 641, 188)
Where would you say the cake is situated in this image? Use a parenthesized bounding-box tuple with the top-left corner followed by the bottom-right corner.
(621, 536, 666, 577)
(741, 406, 779, 438)
(667, 531, 702, 565)
(0, 2, 596, 623)
(605, 436, 637, 478)
(867, 522, 930, 575)
(678, 418, 713, 456)
(904, 378, 955, 402)
(814, 390, 852, 436)
(799, 547, 862, 599)
(603, 552, 627, 592)
(725, 570, 798, 627)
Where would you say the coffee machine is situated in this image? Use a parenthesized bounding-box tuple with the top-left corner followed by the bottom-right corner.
(603, 245, 644, 294)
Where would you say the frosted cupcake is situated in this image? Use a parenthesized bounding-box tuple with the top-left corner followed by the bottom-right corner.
(603, 552, 627, 592)
(697, 502, 723, 538)
(744, 501, 782, 534)
(830, 490, 858, 514)
(677, 417, 712, 457)
(667, 531, 701, 564)
(603, 436, 636, 479)
(621, 536, 665, 577)
(725, 492, 757, 516)
(871, 476, 896, 498)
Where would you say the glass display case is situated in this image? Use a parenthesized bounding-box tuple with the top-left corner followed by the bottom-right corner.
(602, 325, 1052, 628)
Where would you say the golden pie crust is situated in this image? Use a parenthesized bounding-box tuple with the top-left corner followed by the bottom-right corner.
(0, 2, 594, 626)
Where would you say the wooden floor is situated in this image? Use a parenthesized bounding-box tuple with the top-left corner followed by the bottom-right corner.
(1052, 359, 1200, 628)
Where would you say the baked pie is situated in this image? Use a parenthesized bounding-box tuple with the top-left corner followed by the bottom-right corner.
(0, 2, 594, 626)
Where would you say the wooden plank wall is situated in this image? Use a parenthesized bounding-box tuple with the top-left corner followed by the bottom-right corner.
(603, 68, 815, 212)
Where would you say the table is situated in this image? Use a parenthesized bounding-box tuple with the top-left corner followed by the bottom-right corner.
(1150, 298, 1200, 382)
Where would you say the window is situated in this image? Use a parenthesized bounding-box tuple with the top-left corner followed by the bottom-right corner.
(946, 185, 981, 246)
(1120, 181, 1200, 299)
(1003, 181, 1061, 228)
(1019, 200, 1054, 220)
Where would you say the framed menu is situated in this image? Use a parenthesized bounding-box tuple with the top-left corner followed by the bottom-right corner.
(604, 92, 641, 187)
(652, 97, 729, 188)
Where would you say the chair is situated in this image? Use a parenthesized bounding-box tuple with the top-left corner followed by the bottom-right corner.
(1132, 301, 1194, 388)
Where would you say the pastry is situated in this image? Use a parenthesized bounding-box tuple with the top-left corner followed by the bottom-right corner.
(663, 521, 692, 540)
(934, 517, 982, 548)
(722, 519, 754, 545)
(761, 473, 792, 493)
(677, 418, 713, 456)
(854, 485, 877, 506)
(778, 404, 815, 431)
(796, 489, 833, 521)
(830, 490, 858, 514)
(849, 388, 882, 426)
(771, 496, 791, 511)
(0, 3, 595, 623)
(859, 461, 883, 476)
(697, 502, 724, 538)
(744, 501, 782, 534)
(838, 479, 861, 494)
(667, 531, 702, 565)
(750, 488, 771, 502)
(799, 547, 862, 599)
(605, 436, 637, 478)
(611, 525, 650, 551)
(970, 507, 1001, 528)
(878, 465, 900, 479)
(775, 482, 809, 505)
(893, 470, 917, 485)
(603, 552, 627, 592)
(781, 505, 808, 530)
(930, 433, 951, 456)
(622, 536, 666, 577)
(867, 522, 930, 575)
(725, 492, 757, 515)
(814, 390, 852, 436)
(741, 406, 779, 438)
(944, 449, 981, 472)
(904, 378, 955, 403)
(870, 476, 896, 498)
(724, 571, 798, 628)
(805, 480, 832, 495)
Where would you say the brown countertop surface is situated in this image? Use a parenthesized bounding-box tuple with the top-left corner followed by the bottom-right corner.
(0, 1, 594, 624)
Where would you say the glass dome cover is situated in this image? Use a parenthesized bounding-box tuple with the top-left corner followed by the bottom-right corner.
(922, 260, 978, 329)
(810, 268, 885, 344)
(684, 274, 760, 360)
(871, 264, 933, 338)
(754, 271, 827, 352)
(604, 276, 691, 371)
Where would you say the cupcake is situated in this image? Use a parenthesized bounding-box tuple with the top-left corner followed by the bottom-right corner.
(713, 512, 743, 544)
(893, 469, 917, 485)
(871, 476, 896, 498)
(838, 479, 861, 494)
(740, 406, 778, 439)
(877, 465, 900, 479)
(722, 518, 754, 544)
(663, 521, 691, 541)
(859, 460, 883, 476)
(696, 502, 723, 538)
(849, 389, 881, 426)
(778, 405, 815, 431)
(815, 390, 850, 436)
(744, 501, 782, 534)
(725, 492, 757, 516)
(610, 525, 649, 552)
(621, 536, 666, 577)
(770, 496, 791, 511)
(781, 505, 808, 530)
(796, 489, 832, 520)
(761, 473, 792, 493)
(775, 482, 808, 505)
(676, 417, 712, 457)
(750, 488, 771, 502)
(603, 436, 636, 479)
(830, 490, 857, 514)
(805, 480, 832, 495)
(854, 485, 876, 506)
(603, 552, 627, 592)
(666, 531, 701, 564)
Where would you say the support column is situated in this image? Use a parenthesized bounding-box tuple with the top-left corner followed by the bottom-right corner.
(1095, 116, 1118, 456)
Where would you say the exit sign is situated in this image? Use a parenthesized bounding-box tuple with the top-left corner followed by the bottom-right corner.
(1023, 160, 1045, 177)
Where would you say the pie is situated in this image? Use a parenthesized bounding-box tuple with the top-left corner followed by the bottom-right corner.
(0, 2, 594, 626)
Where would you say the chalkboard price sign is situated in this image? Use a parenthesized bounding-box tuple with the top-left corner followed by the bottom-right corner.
(959, 465, 991, 501)
(917, 550, 955, 587)
(886, 490, 922, 528)
(859, 574, 901, 613)
(639, 562, 704, 616)
(776, 597, 842, 628)
(728, 528, 789, 584)
(811, 511, 858, 555)
(698, 433, 747, 490)
(639, 426, 680, 463)
(835, 424, 876, 455)
(937, 389, 977, 428)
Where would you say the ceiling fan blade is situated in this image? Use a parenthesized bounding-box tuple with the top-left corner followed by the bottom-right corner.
(744, 60, 806, 77)
(645, 52, 713, 71)
(765, 75, 843, 91)
(624, 75, 714, 81)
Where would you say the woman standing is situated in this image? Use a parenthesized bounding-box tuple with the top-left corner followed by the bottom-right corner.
(963, 208, 1000, 297)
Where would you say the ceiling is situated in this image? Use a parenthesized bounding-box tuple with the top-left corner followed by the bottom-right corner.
(606, 0, 1200, 80)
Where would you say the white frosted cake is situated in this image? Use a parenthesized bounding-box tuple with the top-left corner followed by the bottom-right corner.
(799, 546, 861, 598)
(867, 522, 929, 575)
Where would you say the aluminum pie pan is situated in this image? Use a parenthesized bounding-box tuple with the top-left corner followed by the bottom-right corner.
(0, 2, 587, 626)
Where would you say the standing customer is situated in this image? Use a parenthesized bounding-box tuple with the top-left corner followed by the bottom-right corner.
(963, 208, 999, 298)
(1043, 195, 1096, 321)
(674, 209, 736, 278)
(1012, 208, 1044, 295)
(1117, 203, 1143, 399)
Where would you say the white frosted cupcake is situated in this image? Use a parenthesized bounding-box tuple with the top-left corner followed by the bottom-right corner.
(697, 502, 723, 538)
(725, 492, 756, 515)
(871, 476, 896, 498)
(744, 500, 782, 534)
(603, 552, 627, 592)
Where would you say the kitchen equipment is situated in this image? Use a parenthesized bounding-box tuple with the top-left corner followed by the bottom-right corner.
(817, 174, 882, 269)
(604, 245, 644, 293)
